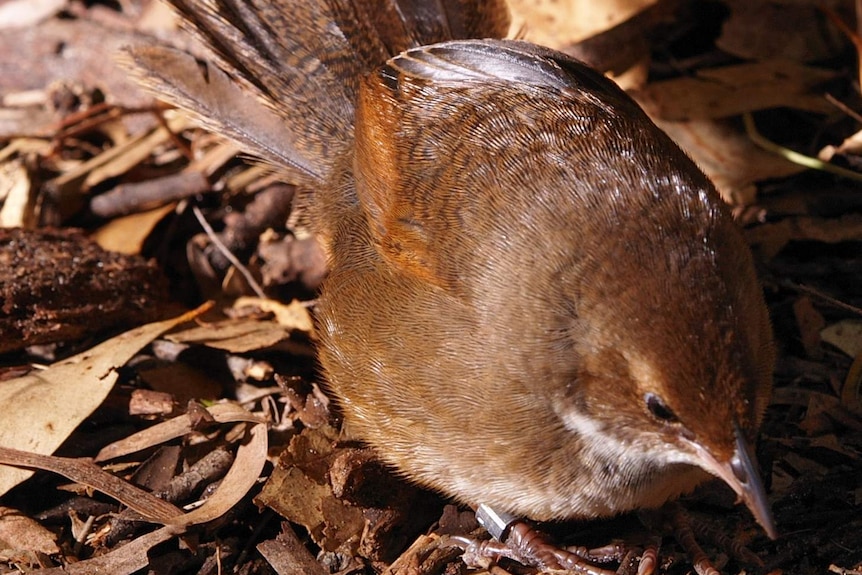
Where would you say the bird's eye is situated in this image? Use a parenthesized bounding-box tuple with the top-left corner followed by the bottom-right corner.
(645, 393, 678, 422)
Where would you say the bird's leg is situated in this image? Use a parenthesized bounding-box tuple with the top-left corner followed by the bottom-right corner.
(662, 502, 766, 575)
(665, 504, 720, 575)
(463, 502, 763, 575)
(632, 501, 768, 575)
(683, 507, 766, 569)
(470, 504, 628, 575)
(613, 539, 660, 575)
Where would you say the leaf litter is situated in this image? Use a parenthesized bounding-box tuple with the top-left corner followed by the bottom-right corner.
(1, 1, 862, 574)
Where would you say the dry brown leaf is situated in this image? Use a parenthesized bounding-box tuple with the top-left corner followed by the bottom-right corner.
(187, 139, 241, 176)
(79, 114, 190, 191)
(0, 418, 267, 529)
(0, 159, 32, 228)
(0, 104, 58, 139)
(95, 403, 264, 462)
(138, 362, 223, 405)
(557, 0, 671, 81)
(793, 297, 826, 359)
(257, 524, 328, 575)
(257, 428, 366, 552)
(0, 447, 183, 522)
(165, 316, 297, 353)
(0, 507, 59, 556)
(507, 0, 657, 50)
(717, 0, 848, 63)
(92, 203, 177, 254)
(224, 164, 273, 194)
(0, 138, 53, 164)
(39, 112, 188, 214)
(90, 141, 238, 253)
(635, 60, 837, 121)
(36, 525, 181, 575)
(745, 213, 862, 258)
(383, 534, 464, 575)
(261, 466, 364, 551)
(648, 117, 804, 206)
(128, 389, 176, 417)
(234, 297, 314, 333)
(170, 421, 267, 526)
(821, 319, 862, 358)
(0, 304, 211, 496)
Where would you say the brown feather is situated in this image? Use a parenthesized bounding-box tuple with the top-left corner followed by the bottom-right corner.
(127, 0, 775, 536)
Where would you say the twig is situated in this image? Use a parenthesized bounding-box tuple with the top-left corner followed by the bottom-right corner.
(781, 280, 862, 317)
(743, 113, 862, 182)
(192, 205, 267, 298)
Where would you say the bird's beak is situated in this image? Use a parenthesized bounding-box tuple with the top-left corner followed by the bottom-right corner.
(690, 424, 777, 539)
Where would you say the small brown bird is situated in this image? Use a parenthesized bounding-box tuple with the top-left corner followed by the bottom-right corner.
(128, 0, 776, 563)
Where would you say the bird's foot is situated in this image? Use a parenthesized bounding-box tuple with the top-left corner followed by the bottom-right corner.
(452, 535, 622, 575)
(455, 504, 656, 575)
(460, 503, 766, 575)
(661, 502, 765, 575)
(638, 502, 767, 575)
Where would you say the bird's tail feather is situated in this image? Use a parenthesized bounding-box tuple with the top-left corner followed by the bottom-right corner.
(125, 0, 510, 185)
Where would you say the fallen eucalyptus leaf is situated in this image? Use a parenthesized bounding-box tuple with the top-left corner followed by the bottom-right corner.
(0, 303, 211, 496)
